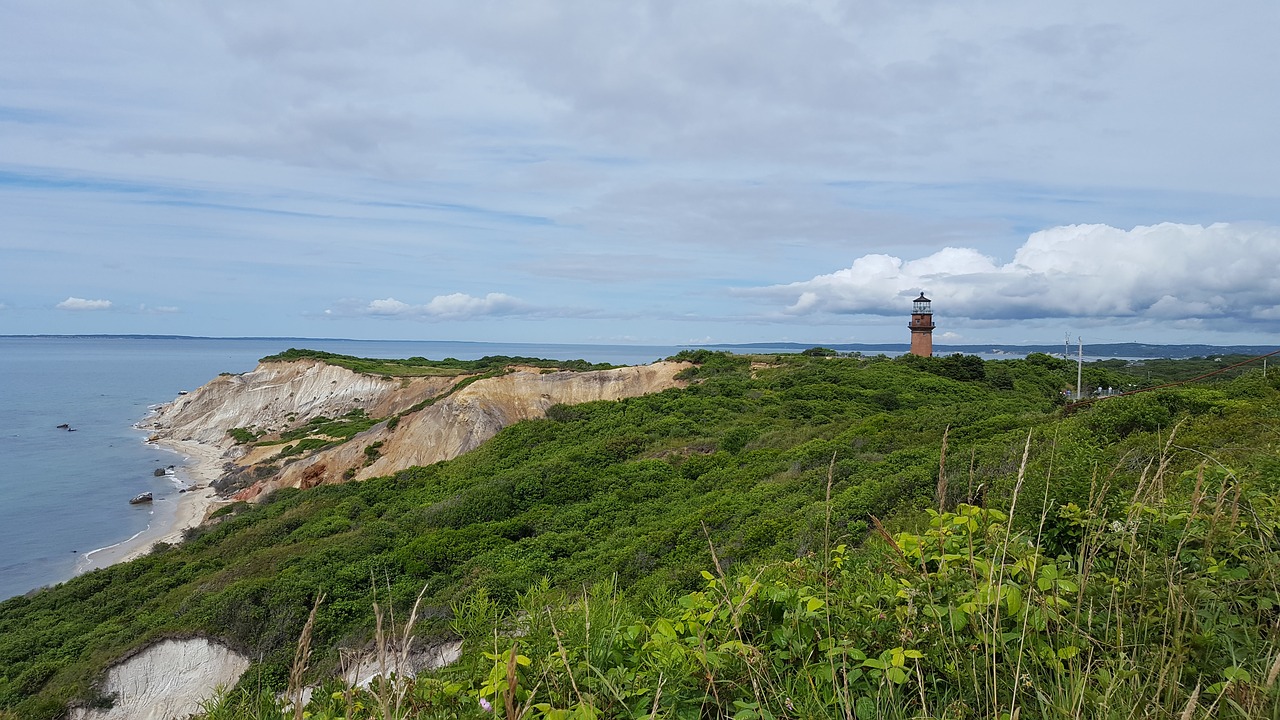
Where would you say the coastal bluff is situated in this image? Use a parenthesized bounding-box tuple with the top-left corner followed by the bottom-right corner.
(141, 356, 690, 500)
(143, 358, 460, 446)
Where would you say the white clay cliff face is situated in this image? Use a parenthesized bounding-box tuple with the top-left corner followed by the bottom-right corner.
(142, 359, 690, 501)
(69, 639, 250, 720)
(142, 359, 459, 447)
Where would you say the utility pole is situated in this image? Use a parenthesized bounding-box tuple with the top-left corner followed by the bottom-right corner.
(1064, 332, 1070, 360)
(1076, 337, 1084, 400)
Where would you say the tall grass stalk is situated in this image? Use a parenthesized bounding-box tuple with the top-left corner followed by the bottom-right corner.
(288, 592, 325, 720)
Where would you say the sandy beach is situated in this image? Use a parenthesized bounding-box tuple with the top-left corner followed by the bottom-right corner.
(77, 438, 229, 572)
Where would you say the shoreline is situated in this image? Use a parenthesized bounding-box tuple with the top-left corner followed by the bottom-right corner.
(77, 437, 229, 573)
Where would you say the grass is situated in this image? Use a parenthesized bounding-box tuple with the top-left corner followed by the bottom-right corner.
(195, 427, 1280, 719)
(4, 353, 1279, 719)
(258, 349, 619, 378)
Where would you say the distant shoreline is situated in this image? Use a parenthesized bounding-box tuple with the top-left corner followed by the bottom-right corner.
(693, 341, 1280, 359)
(3, 335, 1275, 361)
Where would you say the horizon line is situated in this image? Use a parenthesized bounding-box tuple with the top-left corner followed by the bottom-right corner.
(2, 333, 1277, 353)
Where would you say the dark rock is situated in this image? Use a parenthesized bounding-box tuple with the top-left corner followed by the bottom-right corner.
(154, 468, 167, 477)
(129, 492, 154, 505)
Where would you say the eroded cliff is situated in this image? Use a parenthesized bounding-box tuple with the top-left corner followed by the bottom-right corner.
(144, 359, 461, 447)
(144, 358, 690, 501)
(257, 362, 690, 497)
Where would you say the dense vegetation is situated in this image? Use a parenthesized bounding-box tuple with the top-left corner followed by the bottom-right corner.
(258, 349, 618, 377)
(1, 351, 1277, 719)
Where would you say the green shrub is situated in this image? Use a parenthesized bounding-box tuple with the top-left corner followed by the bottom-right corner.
(212, 487, 1280, 719)
(257, 349, 617, 377)
(1083, 393, 1172, 440)
(7, 353, 1280, 717)
(227, 427, 258, 444)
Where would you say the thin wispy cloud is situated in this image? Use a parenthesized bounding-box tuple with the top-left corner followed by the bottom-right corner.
(138, 304, 180, 315)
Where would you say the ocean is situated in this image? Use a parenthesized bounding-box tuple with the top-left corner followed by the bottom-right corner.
(0, 336, 696, 600)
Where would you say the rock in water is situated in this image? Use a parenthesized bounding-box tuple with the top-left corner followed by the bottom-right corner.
(129, 492, 154, 505)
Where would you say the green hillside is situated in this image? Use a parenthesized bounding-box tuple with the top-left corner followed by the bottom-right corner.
(2, 351, 1277, 719)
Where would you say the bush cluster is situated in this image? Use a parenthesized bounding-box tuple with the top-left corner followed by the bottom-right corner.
(2, 352, 1277, 719)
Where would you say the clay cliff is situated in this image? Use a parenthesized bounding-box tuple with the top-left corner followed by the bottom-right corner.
(144, 359, 461, 447)
(143, 358, 690, 501)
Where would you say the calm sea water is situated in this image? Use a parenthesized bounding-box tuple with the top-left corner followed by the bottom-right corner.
(0, 336, 695, 600)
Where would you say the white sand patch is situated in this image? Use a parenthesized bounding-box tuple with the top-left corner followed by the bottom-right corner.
(340, 638, 464, 688)
(70, 638, 249, 720)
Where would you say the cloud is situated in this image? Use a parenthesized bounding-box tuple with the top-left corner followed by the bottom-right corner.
(561, 181, 989, 251)
(754, 223, 1280, 325)
(14, 1, 1269, 197)
(138, 304, 180, 314)
(55, 297, 112, 311)
(525, 252, 691, 282)
(4, 4, 1280, 345)
(336, 292, 530, 321)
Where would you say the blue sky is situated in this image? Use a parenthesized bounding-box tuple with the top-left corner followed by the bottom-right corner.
(2, 1, 1279, 346)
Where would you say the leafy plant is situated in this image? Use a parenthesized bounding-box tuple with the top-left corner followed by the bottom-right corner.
(228, 427, 261, 444)
(3, 354, 1278, 718)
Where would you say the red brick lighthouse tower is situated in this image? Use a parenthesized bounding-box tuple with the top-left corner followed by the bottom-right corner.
(908, 292, 935, 357)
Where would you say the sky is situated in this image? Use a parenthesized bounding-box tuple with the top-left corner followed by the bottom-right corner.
(2, 1, 1280, 347)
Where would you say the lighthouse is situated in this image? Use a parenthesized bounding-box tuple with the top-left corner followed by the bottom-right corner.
(908, 292, 935, 357)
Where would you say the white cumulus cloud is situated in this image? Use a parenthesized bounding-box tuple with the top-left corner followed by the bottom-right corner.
(55, 297, 113, 311)
(365, 298, 413, 315)
(757, 223, 1280, 325)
